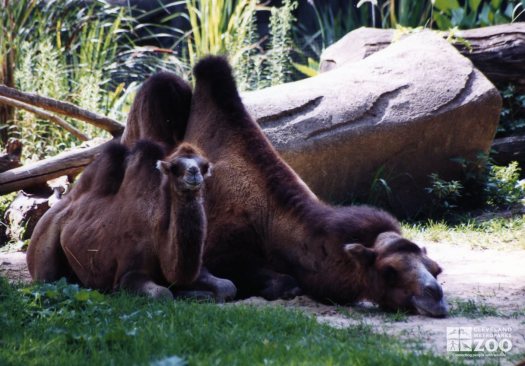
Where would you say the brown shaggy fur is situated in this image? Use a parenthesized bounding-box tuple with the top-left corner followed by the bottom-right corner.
(121, 72, 192, 150)
(190, 57, 447, 315)
(27, 141, 212, 299)
(118, 57, 448, 316)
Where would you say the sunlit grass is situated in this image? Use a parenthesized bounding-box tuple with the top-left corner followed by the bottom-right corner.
(402, 214, 525, 250)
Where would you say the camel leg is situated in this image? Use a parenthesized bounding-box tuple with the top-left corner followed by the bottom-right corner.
(253, 268, 303, 300)
(27, 212, 75, 283)
(119, 271, 173, 300)
(177, 267, 237, 302)
(220, 265, 302, 300)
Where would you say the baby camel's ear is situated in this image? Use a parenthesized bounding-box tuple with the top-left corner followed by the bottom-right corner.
(156, 160, 170, 175)
(204, 162, 213, 178)
(344, 243, 377, 266)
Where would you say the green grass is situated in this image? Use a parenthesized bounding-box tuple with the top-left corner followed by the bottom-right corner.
(402, 214, 525, 250)
(335, 304, 409, 323)
(448, 299, 499, 319)
(0, 278, 458, 366)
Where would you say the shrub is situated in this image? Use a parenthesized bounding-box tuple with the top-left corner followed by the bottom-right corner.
(425, 173, 464, 212)
(485, 161, 525, 207)
(498, 84, 525, 138)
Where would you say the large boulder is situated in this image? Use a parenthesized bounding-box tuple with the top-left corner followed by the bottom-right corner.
(319, 24, 525, 89)
(243, 30, 501, 216)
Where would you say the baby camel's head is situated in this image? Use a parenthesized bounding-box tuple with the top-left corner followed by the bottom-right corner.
(156, 143, 212, 192)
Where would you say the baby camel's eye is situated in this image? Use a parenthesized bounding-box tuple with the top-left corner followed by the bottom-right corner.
(170, 162, 184, 177)
(200, 162, 209, 175)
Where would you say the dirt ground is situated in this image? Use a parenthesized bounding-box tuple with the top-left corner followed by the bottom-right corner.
(2, 242, 524, 365)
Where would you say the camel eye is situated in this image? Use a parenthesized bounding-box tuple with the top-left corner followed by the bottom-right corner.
(170, 162, 184, 177)
(200, 162, 209, 175)
(381, 265, 398, 284)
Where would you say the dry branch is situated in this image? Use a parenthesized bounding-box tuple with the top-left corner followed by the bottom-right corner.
(0, 85, 125, 136)
(0, 141, 109, 194)
(0, 96, 89, 141)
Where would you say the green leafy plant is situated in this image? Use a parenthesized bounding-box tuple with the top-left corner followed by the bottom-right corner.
(185, 0, 258, 67)
(0, 0, 38, 138)
(485, 161, 525, 207)
(498, 84, 525, 137)
(367, 166, 395, 208)
(425, 173, 464, 212)
(3, 0, 138, 160)
(266, 0, 298, 87)
(297, 0, 520, 66)
(432, 0, 516, 29)
(159, 0, 298, 91)
(0, 192, 16, 247)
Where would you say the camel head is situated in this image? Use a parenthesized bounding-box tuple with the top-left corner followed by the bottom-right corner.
(345, 232, 448, 317)
(156, 143, 212, 193)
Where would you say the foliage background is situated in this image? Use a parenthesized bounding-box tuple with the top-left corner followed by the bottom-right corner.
(0, 0, 524, 217)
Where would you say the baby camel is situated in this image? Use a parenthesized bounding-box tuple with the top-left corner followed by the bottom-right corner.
(27, 141, 215, 299)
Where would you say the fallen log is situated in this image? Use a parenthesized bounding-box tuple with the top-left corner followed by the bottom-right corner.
(491, 134, 525, 167)
(0, 85, 125, 136)
(320, 24, 525, 90)
(0, 141, 109, 194)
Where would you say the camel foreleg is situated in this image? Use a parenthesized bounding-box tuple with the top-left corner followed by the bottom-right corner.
(119, 271, 173, 300)
(176, 267, 237, 302)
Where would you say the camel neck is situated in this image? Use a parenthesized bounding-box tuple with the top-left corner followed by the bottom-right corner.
(156, 179, 205, 285)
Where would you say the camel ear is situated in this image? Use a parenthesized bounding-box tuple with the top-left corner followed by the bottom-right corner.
(344, 243, 377, 266)
(156, 160, 170, 175)
(204, 162, 213, 178)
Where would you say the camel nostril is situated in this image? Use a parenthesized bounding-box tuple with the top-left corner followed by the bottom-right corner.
(188, 166, 199, 176)
(424, 282, 443, 300)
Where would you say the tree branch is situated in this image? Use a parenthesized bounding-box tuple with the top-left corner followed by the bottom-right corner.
(0, 84, 125, 136)
(0, 141, 109, 194)
(0, 96, 90, 141)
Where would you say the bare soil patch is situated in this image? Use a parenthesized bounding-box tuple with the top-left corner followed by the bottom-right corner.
(2, 242, 524, 364)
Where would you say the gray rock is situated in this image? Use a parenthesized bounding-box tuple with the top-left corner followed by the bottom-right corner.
(242, 31, 501, 216)
(319, 27, 395, 73)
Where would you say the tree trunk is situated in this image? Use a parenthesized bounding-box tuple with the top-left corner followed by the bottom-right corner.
(0, 48, 15, 144)
(320, 24, 525, 90)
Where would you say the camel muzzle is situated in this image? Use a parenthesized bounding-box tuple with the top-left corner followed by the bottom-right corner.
(411, 282, 449, 318)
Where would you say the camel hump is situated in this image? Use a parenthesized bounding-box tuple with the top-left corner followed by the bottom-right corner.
(122, 71, 192, 148)
(92, 142, 129, 196)
(73, 141, 129, 197)
(130, 140, 166, 164)
(193, 56, 245, 117)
